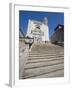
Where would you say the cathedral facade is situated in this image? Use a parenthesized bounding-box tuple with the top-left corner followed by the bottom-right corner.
(26, 17, 49, 43)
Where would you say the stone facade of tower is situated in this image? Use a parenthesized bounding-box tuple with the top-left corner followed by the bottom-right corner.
(26, 17, 49, 42)
(50, 24, 64, 43)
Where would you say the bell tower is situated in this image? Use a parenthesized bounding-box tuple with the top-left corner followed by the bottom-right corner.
(43, 17, 48, 25)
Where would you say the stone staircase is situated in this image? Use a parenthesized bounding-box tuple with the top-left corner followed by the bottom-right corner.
(23, 43, 64, 79)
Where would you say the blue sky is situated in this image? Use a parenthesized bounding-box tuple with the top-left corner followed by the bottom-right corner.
(19, 10, 64, 37)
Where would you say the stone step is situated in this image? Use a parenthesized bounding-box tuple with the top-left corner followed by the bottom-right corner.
(32, 46, 63, 49)
(32, 47, 63, 50)
(29, 54, 64, 57)
(31, 49, 63, 51)
(31, 69, 64, 78)
(31, 51, 63, 54)
(28, 56, 64, 60)
(27, 57, 64, 63)
(30, 52, 63, 54)
(24, 63, 64, 79)
(31, 45, 63, 49)
(25, 59, 64, 69)
(29, 50, 64, 53)
(32, 47, 63, 49)
(32, 44, 63, 48)
(32, 48, 63, 51)
(29, 52, 64, 55)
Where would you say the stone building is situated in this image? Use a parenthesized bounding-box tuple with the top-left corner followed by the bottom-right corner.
(26, 17, 49, 43)
(50, 24, 64, 45)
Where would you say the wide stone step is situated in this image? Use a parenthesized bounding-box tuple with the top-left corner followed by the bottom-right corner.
(31, 69, 64, 78)
(32, 45, 63, 47)
(29, 54, 64, 57)
(32, 44, 63, 48)
(24, 63, 64, 79)
(29, 53, 64, 56)
(32, 46, 63, 48)
(28, 56, 64, 60)
(32, 47, 63, 50)
(29, 50, 64, 53)
(27, 57, 64, 63)
(31, 46, 63, 48)
(32, 48, 63, 52)
(31, 49, 63, 51)
(25, 59, 64, 69)
(30, 52, 64, 54)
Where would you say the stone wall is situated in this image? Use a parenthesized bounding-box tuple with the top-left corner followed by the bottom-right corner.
(19, 39, 29, 79)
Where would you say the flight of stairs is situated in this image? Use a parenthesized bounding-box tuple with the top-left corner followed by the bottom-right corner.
(23, 43, 64, 79)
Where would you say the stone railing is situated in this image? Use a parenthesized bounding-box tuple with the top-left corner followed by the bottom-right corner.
(19, 38, 34, 79)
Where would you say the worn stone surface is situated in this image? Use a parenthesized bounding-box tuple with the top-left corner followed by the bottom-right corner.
(19, 41, 64, 79)
(24, 43, 64, 79)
